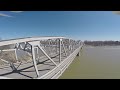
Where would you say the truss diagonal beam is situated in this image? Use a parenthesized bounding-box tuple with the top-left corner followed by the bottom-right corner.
(38, 44, 57, 66)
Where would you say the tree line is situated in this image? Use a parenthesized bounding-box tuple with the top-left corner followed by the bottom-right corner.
(84, 40, 120, 46)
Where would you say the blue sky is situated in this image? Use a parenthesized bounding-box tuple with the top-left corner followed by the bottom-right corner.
(0, 11, 120, 41)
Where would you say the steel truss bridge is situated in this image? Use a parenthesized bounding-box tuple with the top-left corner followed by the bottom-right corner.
(0, 37, 83, 79)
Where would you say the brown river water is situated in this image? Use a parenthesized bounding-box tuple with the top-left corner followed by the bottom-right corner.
(59, 46, 120, 79)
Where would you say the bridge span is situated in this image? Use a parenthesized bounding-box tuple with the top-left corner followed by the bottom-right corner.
(0, 37, 83, 79)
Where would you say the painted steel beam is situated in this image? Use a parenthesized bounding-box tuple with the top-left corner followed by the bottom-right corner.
(0, 37, 65, 46)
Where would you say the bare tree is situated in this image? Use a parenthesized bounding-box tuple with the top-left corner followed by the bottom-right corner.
(84, 40, 120, 46)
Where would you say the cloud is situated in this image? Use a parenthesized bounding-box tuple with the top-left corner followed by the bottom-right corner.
(0, 11, 24, 18)
(0, 13, 12, 17)
(10, 11, 23, 13)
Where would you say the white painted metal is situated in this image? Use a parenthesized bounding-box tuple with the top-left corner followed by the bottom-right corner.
(48, 40, 51, 56)
(38, 46, 82, 79)
(61, 40, 67, 57)
(36, 47, 39, 61)
(0, 36, 83, 79)
(0, 37, 65, 46)
(28, 41, 58, 66)
(56, 39, 58, 54)
(15, 49, 18, 60)
(37, 44, 58, 66)
(31, 46, 40, 77)
(0, 59, 9, 64)
(59, 39, 62, 63)
(0, 49, 16, 52)
(0, 76, 12, 79)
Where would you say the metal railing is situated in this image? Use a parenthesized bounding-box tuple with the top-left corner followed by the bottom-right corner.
(0, 37, 83, 79)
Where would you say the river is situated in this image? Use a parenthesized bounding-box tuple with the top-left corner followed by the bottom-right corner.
(59, 46, 120, 79)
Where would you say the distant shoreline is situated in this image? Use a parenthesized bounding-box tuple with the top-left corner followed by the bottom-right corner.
(85, 45, 120, 47)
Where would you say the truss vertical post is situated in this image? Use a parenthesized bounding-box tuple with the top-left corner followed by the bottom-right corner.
(36, 47, 39, 63)
(23, 42, 27, 51)
(31, 46, 39, 77)
(37, 47, 39, 57)
(48, 39, 51, 57)
(69, 39, 72, 53)
(59, 39, 62, 63)
(15, 49, 18, 61)
(15, 43, 19, 50)
(56, 39, 58, 54)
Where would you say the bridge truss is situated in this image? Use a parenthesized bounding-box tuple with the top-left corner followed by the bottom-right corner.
(0, 37, 83, 79)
